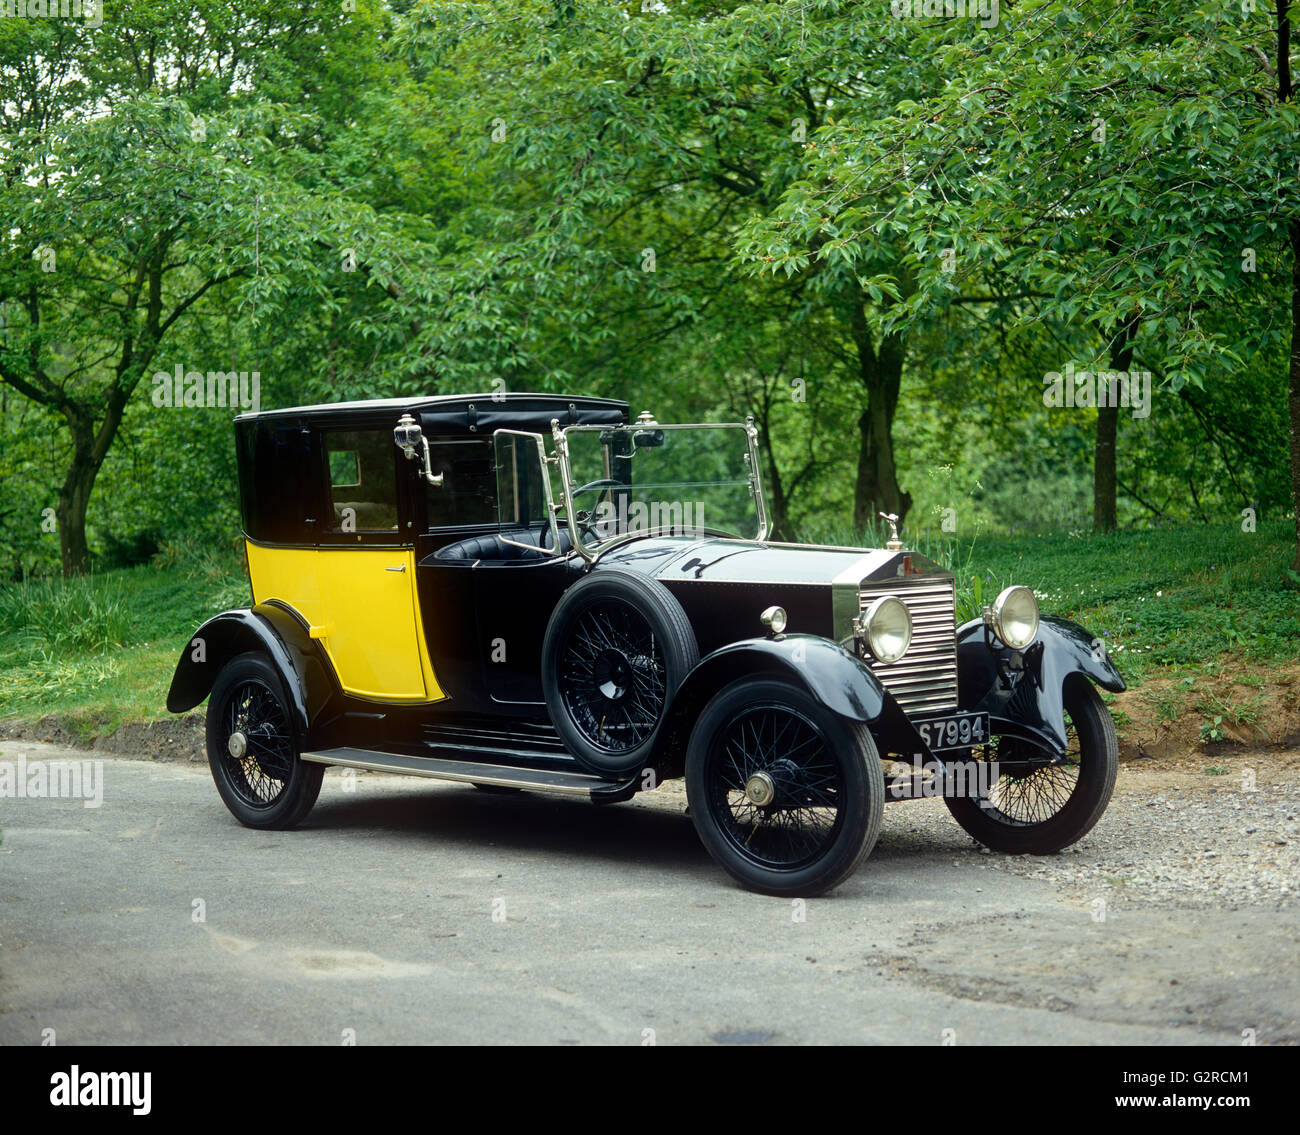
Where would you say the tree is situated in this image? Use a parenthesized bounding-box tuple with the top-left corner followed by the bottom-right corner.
(742, 1, 1299, 554)
(0, 3, 427, 573)
(394, 0, 981, 527)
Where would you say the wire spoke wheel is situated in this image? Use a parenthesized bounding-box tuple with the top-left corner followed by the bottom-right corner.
(707, 703, 844, 870)
(543, 567, 697, 777)
(944, 679, 1118, 855)
(686, 678, 883, 897)
(977, 710, 1082, 826)
(558, 598, 668, 754)
(205, 653, 324, 830)
(219, 679, 295, 808)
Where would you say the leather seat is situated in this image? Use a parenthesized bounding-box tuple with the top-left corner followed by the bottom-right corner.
(436, 526, 572, 563)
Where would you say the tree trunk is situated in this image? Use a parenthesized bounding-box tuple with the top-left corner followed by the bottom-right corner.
(56, 433, 95, 576)
(1290, 217, 1300, 571)
(56, 390, 128, 576)
(1093, 405, 1118, 532)
(850, 296, 911, 531)
(1093, 316, 1139, 533)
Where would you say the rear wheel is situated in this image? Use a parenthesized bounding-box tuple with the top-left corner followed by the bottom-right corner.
(206, 653, 323, 830)
(685, 678, 883, 897)
(944, 678, 1117, 854)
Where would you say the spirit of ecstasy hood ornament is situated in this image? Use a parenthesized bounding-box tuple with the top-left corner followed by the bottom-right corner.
(879, 512, 904, 551)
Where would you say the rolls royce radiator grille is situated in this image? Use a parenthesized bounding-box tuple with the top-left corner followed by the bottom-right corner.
(858, 577, 958, 713)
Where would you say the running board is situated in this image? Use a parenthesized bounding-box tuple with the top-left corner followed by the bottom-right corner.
(300, 747, 637, 802)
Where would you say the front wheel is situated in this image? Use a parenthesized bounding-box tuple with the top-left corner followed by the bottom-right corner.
(944, 677, 1118, 854)
(685, 678, 884, 897)
(206, 653, 324, 830)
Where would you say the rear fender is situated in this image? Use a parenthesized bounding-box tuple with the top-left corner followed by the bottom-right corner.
(165, 605, 338, 741)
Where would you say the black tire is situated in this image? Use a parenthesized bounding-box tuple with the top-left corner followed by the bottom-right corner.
(206, 652, 324, 830)
(685, 678, 884, 897)
(542, 567, 698, 777)
(944, 677, 1118, 854)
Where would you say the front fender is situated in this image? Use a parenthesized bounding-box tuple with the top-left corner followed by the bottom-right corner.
(165, 606, 336, 741)
(652, 634, 889, 774)
(681, 634, 888, 722)
(957, 614, 1125, 754)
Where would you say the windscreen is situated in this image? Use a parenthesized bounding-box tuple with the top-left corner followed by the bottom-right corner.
(561, 424, 761, 554)
(494, 430, 559, 548)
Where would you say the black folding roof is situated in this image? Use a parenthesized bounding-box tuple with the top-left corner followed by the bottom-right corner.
(235, 393, 629, 435)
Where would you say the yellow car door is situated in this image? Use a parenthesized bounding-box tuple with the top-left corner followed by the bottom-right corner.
(314, 546, 432, 700)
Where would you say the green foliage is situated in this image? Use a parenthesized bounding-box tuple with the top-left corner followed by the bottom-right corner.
(0, 554, 248, 720)
(803, 517, 1299, 685)
(0, 0, 1295, 586)
(1196, 689, 1271, 740)
(743, 2, 1295, 379)
(0, 575, 128, 656)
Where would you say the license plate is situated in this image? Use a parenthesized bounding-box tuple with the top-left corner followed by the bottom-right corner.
(913, 711, 990, 752)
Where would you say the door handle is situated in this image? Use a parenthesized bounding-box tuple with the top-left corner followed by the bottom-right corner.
(385, 564, 406, 573)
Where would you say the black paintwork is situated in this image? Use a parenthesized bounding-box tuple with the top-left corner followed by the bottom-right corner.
(598, 535, 938, 651)
(657, 634, 886, 770)
(175, 397, 1125, 793)
(415, 534, 585, 710)
(166, 606, 336, 740)
(956, 614, 1127, 756)
(235, 394, 628, 545)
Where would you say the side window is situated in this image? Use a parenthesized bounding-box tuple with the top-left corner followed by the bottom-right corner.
(425, 437, 498, 529)
(323, 430, 399, 535)
(238, 421, 312, 544)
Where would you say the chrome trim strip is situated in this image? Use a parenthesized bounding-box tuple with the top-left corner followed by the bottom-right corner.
(301, 749, 601, 796)
(555, 420, 769, 562)
(743, 415, 772, 542)
(495, 429, 564, 557)
(831, 553, 886, 642)
(550, 419, 591, 563)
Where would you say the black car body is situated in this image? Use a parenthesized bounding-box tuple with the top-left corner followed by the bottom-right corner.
(168, 393, 1124, 895)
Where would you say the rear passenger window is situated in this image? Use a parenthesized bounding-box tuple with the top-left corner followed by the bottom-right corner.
(328, 449, 360, 488)
(323, 430, 399, 534)
(237, 421, 313, 544)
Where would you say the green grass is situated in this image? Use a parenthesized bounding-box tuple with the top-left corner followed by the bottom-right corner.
(1139, 686, 1186, 725)
(0, 541, 249, 726)
(1, 520, 1296, 732)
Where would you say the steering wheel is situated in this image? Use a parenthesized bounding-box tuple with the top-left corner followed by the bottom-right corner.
(568, 478, 625, 541)
(570, 477, 624, 497)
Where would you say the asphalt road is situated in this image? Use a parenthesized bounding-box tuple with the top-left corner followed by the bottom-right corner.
(1, 740, 1295, 1045)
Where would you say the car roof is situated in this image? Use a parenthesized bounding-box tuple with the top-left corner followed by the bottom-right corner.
(235, 393, 630, 434)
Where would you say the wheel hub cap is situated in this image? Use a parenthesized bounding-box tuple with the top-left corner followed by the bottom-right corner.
(227, 730, 248, 759)
(745, 770, 776, 806)
(594, 649, 632, 702)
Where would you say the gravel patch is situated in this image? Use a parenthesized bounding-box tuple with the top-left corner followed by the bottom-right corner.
(875, 768, 1299, 909)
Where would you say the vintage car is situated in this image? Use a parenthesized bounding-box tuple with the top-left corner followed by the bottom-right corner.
(166, 393, 1124, 896)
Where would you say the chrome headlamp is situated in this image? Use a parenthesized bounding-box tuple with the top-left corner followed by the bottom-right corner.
(856, 595, 912, 664)
(985, 585, 1040, 649)
(760, 605, 787, 635)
